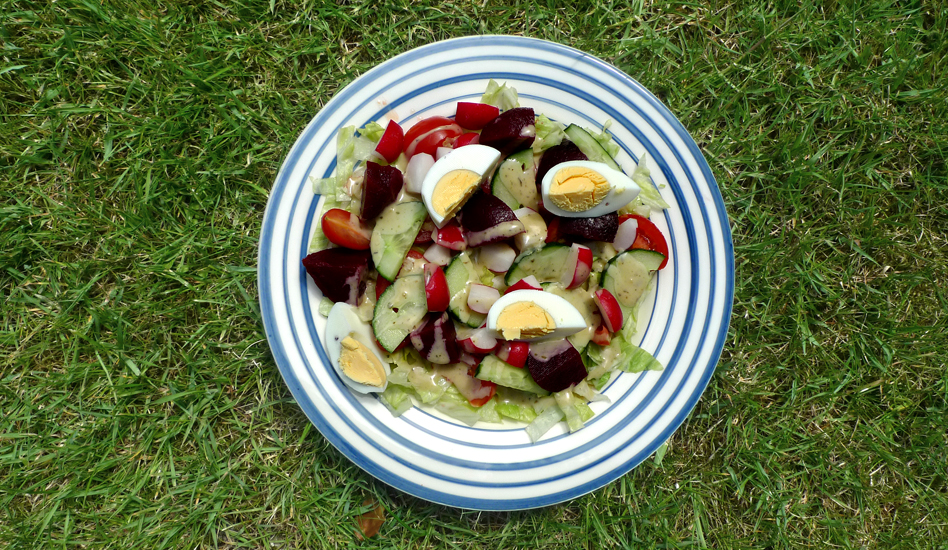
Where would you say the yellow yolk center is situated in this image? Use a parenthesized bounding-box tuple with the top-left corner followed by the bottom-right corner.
(431, 169, 480, 219)
(339, 335, 386, 387)
(548, 166, 611, 212)
(496, 301, 556, 340)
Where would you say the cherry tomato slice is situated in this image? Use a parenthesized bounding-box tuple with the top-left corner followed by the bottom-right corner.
(618, 213, 669, 269)
(321, 208, 371, 250)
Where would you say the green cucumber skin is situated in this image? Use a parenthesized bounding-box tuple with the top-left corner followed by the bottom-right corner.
(622, 248, 665, 271)
(370, 201, 427, 282)
(504, 243, 570, 286)
(476, 355, 549, 396)
(490, 148, 538, 210)
(372, 274, 427, 352)
(563, 124, 621, 171)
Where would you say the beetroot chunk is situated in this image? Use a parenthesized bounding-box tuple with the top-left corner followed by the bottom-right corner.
(557, 212, 619, 242)
(361, 161, 403, 220)
(302, 248, 371, 304)
(526, 339, 587, 392)
(459, 192, 525, 247)
(536, 140, 588, 184)
(410, 312, 461, 364)
(479, 107, 536, 156)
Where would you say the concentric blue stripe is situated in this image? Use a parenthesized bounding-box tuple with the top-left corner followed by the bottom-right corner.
(259, 35, 733, 509)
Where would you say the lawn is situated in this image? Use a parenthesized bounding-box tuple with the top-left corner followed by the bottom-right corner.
(2, 0, 946, 548)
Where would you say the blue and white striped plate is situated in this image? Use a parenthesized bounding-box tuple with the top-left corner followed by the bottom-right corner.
(259, 36, 733, 510)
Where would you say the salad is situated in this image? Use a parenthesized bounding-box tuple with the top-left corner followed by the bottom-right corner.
(302, 81, 670, 442)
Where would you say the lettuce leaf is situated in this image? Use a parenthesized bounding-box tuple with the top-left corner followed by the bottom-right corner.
(359, 121, 386, 142)
(631, 153, 669, 210)
(592, 120, 621, 159)
(533, 114, 566, 152)
(526, 406, 564, 443)
(481, 79, 519, 111)
(379, 385, 414, 417)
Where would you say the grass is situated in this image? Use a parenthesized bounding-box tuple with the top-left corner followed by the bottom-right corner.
(1, 0, 946, 548)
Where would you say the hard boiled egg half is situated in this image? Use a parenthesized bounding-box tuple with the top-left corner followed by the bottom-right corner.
(325, 302, 390, 393)
(421, 144, 502, 227)
(486, 289, 587, 341)
(540, 160, 640, 218)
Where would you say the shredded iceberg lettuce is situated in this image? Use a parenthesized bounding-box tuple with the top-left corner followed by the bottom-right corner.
(481, 79, 519, 111)
(526, 406, 565, 443)
(593, 120, 622, 159)
(631, 153, 669, 210)
(379, 385, 414, 417)
(358, 121, 386, 142)
(533, 114, 566, 152)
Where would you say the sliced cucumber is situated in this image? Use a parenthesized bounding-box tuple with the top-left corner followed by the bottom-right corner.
(545, 283, 597, 352)
(372, 274, 427, 352)
(370, 201, 427, 281)
(623, 248, 665, 271)
(445, 251, 487, 328)
(599, 251, 653, 319)
(476, 355, 549, 396)
(563, 124, 621, 171)
(490, 148, 538, 210)
(504, 243, 571, 286)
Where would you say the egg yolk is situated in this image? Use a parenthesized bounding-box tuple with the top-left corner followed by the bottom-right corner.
(548, 166, 611, 212)
(339, 335, 386, 387)
(431, 169, 480, 219)
(496, 301, 556, 340)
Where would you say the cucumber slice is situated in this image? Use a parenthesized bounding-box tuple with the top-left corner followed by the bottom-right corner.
(372, 274, 427, 352)
(545, 283, 597, 352)
(490, 148, 538, 210)
(623, 248, 665, 271)
(476, 355, 549, 396)
(445, 251, 487, 328)
(599, 251, 653, 319)
(563, 124, 621, 171)
(370, 201, 427, 281)
(504, 243, 570, 286)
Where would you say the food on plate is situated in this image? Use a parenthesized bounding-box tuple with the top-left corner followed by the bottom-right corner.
(421, 144, 502, 227)
(486, 289, 586, 341)
(540, 161, 640, 218)
(302, 80, 670, 441)
(325, 302, 391, 393)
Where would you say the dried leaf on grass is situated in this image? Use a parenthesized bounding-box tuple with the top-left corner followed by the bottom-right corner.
(355, 499, 386, 540)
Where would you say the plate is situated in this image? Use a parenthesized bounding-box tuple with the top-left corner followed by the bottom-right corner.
(258, 36, 733, 510)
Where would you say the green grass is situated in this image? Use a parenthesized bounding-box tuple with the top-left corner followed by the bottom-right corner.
(2, 0, 947, 548)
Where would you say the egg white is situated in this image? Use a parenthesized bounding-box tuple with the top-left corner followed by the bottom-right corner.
(420, 144, 502, 227)
(325, 302, 391, 394)
(485, 289, 588, 341)
(540, 160, 641, 218)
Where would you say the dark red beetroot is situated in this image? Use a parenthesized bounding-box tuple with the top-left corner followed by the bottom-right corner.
(409, 312, 461, 364)
(302, 248, 372, 305)
(361, 161, 403, 220)
(479, 107, 536, 156)
(557, 212, 619, 242)
(536, 140, 588, 184)
(526, 339, 588, 392)
(459, 192, 525, 247)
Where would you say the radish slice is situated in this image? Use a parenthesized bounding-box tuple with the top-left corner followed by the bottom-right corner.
(459, 326, 499, 354)
(423, 242, 453, 266)
(613, 218, 638, 251)
(504, 275, 542, 294)
(459, 352, 481, 366)
(478, 243, 516, 273)
(467, 284, 500, 314)
(405, 153, 435, 194)
(435, 146, 453, 160)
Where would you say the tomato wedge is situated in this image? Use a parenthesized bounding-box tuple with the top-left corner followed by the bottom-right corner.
(619, 213, 669, 269)
(403, 116, 463, 158)
(321, 208, 371, 250)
